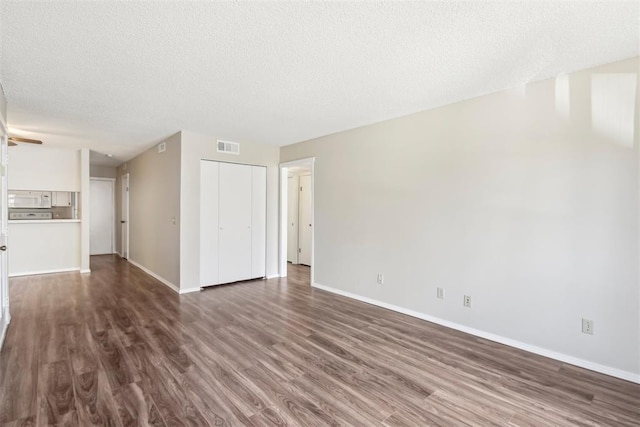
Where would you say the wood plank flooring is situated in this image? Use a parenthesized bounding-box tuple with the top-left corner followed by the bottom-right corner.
(0, 255, 638, 426)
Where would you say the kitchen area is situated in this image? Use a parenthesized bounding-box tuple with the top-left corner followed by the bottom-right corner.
(7, 144, 90, 276)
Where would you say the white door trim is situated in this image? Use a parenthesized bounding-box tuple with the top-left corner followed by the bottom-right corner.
(90, 177, 116, 255)
(0, 105, 9, 350)
(279, 158, 315, 283)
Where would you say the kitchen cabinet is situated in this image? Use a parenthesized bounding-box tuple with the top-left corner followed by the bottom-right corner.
(52, 191, 71, 207)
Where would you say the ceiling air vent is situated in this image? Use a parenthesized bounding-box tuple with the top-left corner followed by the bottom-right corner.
(217, 140, 240, 155)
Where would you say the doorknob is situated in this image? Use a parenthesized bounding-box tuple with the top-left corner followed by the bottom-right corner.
(0, 246, 7, 251)
(121, 221, 126, 224)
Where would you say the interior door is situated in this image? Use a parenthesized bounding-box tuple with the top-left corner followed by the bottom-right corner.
(0, 122, 9, 347)
(218, 163, 252, 284)
(121, 173, 129, 259)
(90, 179, 114, 255)
(298, 174, 312, 266)
(287, 176, 299, 264)
(199, 160, 219, 286)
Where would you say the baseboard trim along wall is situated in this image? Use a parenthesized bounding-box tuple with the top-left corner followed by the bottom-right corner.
(9, 267, 80, 277)
(127, 259, 201, 295)
(128, 259, 180, 294)
(312, 282, 640, 384)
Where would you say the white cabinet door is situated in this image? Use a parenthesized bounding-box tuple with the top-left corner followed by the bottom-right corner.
(52, 191, 71, 207)
(199, 161, 219, 286)
(298, 175, 312, 266)
(251, 166, 266, 279)
(287, 176, 299, 264)
(218, 162, 252, 284)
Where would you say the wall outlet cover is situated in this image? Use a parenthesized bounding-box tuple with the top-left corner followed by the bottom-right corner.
(463, 295, 471, 307)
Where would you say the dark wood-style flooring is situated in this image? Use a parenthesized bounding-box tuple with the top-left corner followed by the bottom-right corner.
(0, 255, 638, 426)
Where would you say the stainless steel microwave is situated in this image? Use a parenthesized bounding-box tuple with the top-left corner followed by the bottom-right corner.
(8, 190, 52, 209)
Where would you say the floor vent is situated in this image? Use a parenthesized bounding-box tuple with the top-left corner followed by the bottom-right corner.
(217, 140, 240, 155)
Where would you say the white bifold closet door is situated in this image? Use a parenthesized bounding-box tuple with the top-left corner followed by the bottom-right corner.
(219, 162, 253, 284)
(250, 166, 267, 278)
(200, 161, 220, 286)
(200, 160, 266, 286)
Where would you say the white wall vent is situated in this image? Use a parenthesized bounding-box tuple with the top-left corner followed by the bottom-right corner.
(158, 142, 166, 153)
(217, 140, 240, 155)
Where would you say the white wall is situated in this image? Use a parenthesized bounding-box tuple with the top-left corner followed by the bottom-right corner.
(80, 149, 90, 272)
(0, 84, 6, 124)
(8, 222, 80, 276)
(180, 130, 280, 291)
(90, 164, 117, 179)
(8, 145, 80, 191)
(281, 57, 640, 380)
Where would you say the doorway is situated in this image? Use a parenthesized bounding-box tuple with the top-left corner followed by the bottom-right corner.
(280, 158, 314, 284)
(90, 178, 115, 255)
(121, 173, 129, 259)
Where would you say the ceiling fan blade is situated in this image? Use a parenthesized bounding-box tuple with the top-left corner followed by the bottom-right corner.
(9, 136, 43, 144)
(8, 141, 17, 147)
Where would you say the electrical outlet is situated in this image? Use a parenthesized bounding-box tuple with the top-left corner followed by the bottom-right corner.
(463, 295, 471, 308)
(582, 318, 594, 335)
(437, 288, 445, 299)
(376, 274, 384, 285)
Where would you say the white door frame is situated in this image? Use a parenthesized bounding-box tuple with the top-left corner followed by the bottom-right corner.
(0, 108, 8, 349)
(121, 173, 130, 259)
(90, 177, 116, 255)
(279, 157, 315, 283)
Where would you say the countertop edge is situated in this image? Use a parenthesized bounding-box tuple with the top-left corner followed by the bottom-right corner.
(8, 219, 81, 224)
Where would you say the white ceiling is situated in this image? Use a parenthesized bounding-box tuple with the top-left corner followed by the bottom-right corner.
(1, 1, 639, 166)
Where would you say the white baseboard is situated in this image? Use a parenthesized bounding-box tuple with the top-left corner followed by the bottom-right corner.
(80, 269, 91, 274)
(267, 274, 281, 279)
(179, 287, 201, 294)
(9, 267, 80, 277)
(127, 259, 180, 294)
(312, 282, 640, 384)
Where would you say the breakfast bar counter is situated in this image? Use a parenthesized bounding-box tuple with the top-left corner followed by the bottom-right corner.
(8, 220, 81, 276)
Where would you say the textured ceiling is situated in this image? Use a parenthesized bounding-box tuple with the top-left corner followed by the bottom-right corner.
(1, 1, 639, 165)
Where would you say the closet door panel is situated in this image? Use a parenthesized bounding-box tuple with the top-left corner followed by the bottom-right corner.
(251, 166, 267, 278)
(200, 160, 219, 286)
(219, 162, 252, 283)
